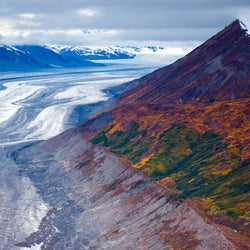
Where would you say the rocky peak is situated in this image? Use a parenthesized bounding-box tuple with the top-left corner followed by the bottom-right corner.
(118, 20, 250, 105)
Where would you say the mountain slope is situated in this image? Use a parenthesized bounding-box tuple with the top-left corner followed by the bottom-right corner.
(81, 20, 250, 241)
(4, 128, 243, 249)
(15, 45, 97, 67)
(0, 44, 97, 71)
(118, 19, 250, 105)
(0, 44, 49, 71)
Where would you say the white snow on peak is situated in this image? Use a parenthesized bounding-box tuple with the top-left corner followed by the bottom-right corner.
(48, 45, 191, 57)
(0, 44, 27, 56)
(239, 20, 247, 30)
(44, 45, 61, 55)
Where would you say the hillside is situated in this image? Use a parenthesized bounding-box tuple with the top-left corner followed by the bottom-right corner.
(0, 45, 49, 71)
(5, 128, 243, 249)
(80, 20, 250, 241)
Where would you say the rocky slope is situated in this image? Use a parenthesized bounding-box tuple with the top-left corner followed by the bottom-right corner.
(118, 20, 250, 105)
(80, 20, 250, 246)
(2, 128, 244, 249)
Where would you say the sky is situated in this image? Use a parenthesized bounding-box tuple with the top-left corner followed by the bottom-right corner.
(0, 0, 250, 49)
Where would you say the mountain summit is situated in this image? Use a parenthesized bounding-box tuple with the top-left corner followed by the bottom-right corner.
(119, 19, 250, 105)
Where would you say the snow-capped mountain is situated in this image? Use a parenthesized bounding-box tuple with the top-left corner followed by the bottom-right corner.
(0, 44, 98, 71)
(16, 45, 97, 68)
(50, 45, 170, 60)
(0, 44, 171, 72)
(0, 44, 48, 71)
(51, 45, 135, 60)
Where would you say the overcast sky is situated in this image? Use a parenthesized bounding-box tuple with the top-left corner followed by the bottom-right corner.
(0, 0, 249, 48)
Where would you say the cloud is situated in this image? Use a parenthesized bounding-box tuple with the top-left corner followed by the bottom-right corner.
(78, 9, 98, 17)
(0, 0, 249, 46)
(19, 13, 35, 19)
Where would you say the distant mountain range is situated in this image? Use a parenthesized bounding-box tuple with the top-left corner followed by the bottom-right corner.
(0, 44, 170, 72)
(51, 45, 135, 60)
(50, 45, 169, 60)
(0, 44, 98, 71)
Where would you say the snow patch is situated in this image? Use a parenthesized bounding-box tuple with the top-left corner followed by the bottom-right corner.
(239, 20, 248, 30)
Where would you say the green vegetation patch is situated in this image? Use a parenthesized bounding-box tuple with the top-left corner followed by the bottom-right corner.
(92, 121, 250, 222)
(92, 121, 154, 164)
(142, 123, 249, 220)
(144, 123, 200, 177)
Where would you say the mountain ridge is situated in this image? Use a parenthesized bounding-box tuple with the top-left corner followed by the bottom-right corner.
(80, 20, 250, 241)
(0, 44, 98, 71)
(0, 44, 173, 72)
(0, 44, 49, 71)
(118, 19, 250, 105)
